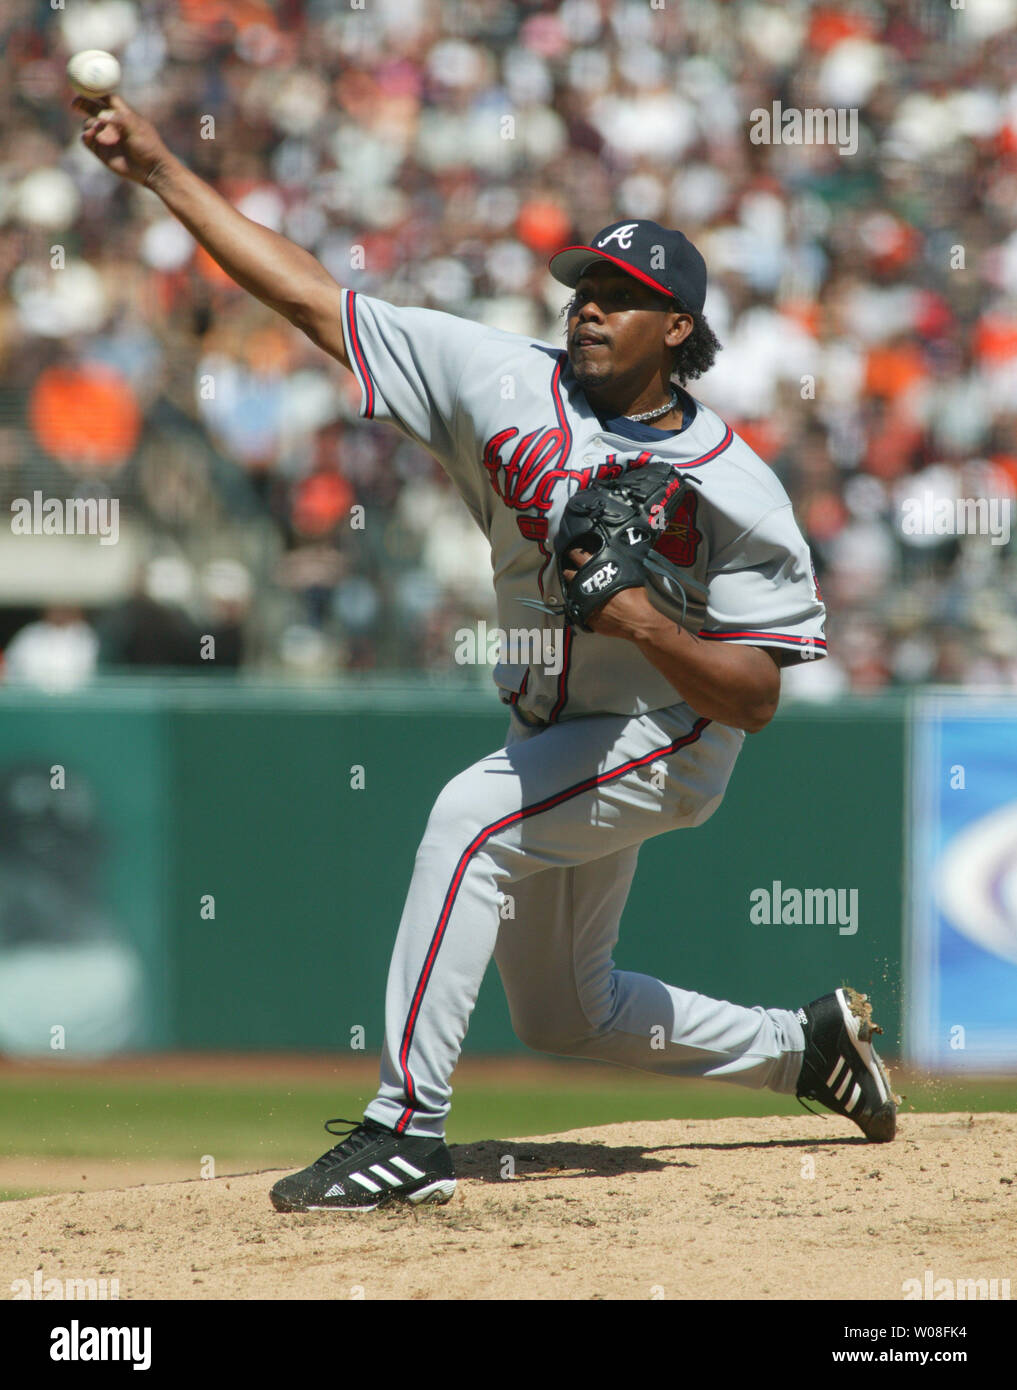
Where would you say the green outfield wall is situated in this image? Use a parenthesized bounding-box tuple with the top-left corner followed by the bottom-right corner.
(0, 680, 906, 1059)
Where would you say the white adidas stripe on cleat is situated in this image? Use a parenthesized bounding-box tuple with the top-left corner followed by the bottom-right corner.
(389, 1155, 426, 1180)
(836, 989, 891, 1105)
(826, 1056, 846, 1089)
(348, 1171, 382, 1193)
(369, 1164, 404, 1187)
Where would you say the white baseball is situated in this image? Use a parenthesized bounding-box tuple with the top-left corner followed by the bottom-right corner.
(67, 50, 122, 99)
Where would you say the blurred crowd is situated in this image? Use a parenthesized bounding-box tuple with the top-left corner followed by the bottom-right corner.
(1, 0, 1016, 694)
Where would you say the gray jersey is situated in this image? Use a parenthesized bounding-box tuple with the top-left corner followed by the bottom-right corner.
(341, 290, 826, 723)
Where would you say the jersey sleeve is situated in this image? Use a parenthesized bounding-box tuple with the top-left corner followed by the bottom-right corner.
(699, 504, 827, 666)
(340, 289, 495, 462)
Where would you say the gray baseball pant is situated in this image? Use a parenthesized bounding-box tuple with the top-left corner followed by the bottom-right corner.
(363, 702, 806, 1138)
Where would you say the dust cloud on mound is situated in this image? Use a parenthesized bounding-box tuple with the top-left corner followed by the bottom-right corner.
(2, 1114, 1014, 1301)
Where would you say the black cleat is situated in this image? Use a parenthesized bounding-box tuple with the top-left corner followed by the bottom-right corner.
(795, 987, 897, 1142)
(269, 1117, 457, 1212)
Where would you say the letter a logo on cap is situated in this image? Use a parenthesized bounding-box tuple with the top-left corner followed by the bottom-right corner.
(596, 223, 639, 250)
(548, 218, 708, 315)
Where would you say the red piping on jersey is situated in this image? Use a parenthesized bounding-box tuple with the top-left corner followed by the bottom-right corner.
(547, 625, 572, 723)
(551, 354, 573, 463)
(392, 715, 712, 1133)
(680, 424, 733, 467)
(344, 291, 375, 418)
(698, 630, 827, 649)
(536, 537, 553, 597)
(538, 356, 574, 719)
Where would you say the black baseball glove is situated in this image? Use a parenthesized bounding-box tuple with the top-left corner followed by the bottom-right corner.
(551, 461, 699, 632)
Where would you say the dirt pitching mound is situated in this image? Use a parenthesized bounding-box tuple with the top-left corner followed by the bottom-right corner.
(2, 1113, 1014, 1301)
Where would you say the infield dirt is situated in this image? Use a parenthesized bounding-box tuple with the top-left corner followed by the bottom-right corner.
(2, 1112, 1015, 1300)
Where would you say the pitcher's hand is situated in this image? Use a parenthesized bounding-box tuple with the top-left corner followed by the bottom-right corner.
(561, 547, 668, 641)
(73, 93, 171, 187)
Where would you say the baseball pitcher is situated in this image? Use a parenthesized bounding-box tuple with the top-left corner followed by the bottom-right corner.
(78, 97, 896, 1214)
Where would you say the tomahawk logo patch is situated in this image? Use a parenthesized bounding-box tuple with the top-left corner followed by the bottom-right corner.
(651, 489, 702, 568)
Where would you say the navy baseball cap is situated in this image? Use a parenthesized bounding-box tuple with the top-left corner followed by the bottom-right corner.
(548, 219, 707, 315)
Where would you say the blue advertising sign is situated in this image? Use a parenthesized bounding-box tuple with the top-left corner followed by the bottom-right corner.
(908, 694, 1017, 1068)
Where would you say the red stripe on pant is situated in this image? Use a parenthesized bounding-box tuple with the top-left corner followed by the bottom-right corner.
(393, 715, 712, 1132)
